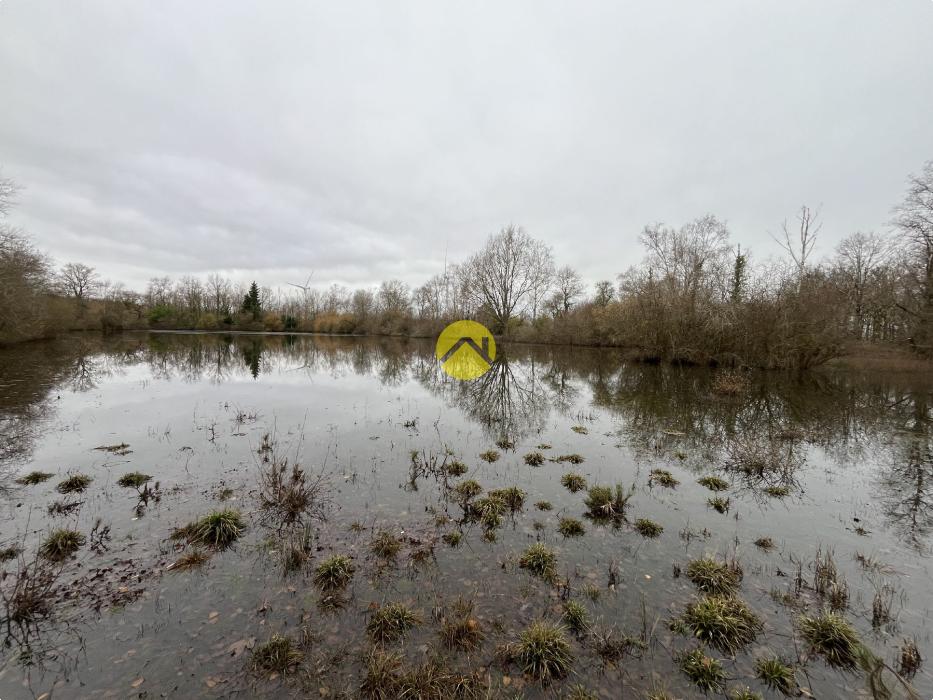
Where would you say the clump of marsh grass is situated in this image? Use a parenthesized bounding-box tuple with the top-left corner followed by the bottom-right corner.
(116, 471, 151, 489)
(446, 460, 468, 477)
(708, 496, 730, 513)
(169, 549, 210, 572)
(1, 545, 22, 562)
(313, 554, 355, 590)
(680, 647, 726, 693)
(2, 555, 59, 626)
(173, 509, 246, 549)
(537, 443, 552, 450)
(561, 472, 587, 493)
(583, 484, 634, 521)
(649, 469, 679, 488)
(469, 495, 507, 531)
(15, 471, 54, 485)
(698, 475, 729, 492)
(47, 499, 83, 516)
(371, 530, 402, 560)
(581, 583, 600, 602)
(562, 600, 589, 634)
(453, 479, 482, 502)
(728, 687, 762, 700)
(258, 456, 329, 527)
(515, 621, 573, 684)
(360, 651, 486, 699)
(764, 485, 790, 498)
(56, 474, 91, 494)
(519, 543, 557, 581)
(524, 452, 545, 466)
(479, 450, 500, 463)
(634, 518, 663, 538)
(592, 627, 647, 664)
(39, 529, 85, 561)
(367, 602, 421, 643)
(571, 425, 588, 435)
(798, 611, 861, 669)
(250, 634, 303, 674)
(495, 438, 514, 450)
(754, 656, 796, 695)
(681, 595, 762, 654)
(488, 486, 525, 512)
(442, 531, 461, 547)
(554, 454, 585, 464)
(439, 597, 484, 650)
(686, 556, 743, 596)
(754, 537, 775, 551)
(898, 638, 922, 679)
(535, 500, 552, 511)
(557, 517, 585, 538)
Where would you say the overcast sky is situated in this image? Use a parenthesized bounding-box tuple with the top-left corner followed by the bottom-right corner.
(1, 1, 931, 293)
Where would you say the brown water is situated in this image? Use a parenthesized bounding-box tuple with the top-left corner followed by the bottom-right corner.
(0, 332, 931, 698)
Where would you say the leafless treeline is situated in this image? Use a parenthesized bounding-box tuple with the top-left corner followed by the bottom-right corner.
(1, 161, 932, 367)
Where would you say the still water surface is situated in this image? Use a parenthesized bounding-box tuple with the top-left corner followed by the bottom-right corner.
(0, 332, 931, 698)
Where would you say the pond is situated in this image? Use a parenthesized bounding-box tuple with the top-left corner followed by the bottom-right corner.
(0, 332, 931, 698)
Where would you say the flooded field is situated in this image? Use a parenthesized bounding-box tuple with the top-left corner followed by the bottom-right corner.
(1, 332, 931, 698)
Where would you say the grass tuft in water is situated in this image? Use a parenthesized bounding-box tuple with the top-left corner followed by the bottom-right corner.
(488, 486, 525, 512)
(0, 545, 23, 562)
(519, 543, 557, 581)
(754, 655, 795, 694)
(557, 517, 585, 538)
(798, 611, 861, 669)
(313, 554, 355, 590)
(524, 452, 545, 466)
(561, 472, 587, 493)
(753, 537, 775, 550)
(698, 475, 729, 492)
(116, 471, 151, 488)
(446, 460, 468, 477)
(479, 450, 500, 463)
(439, 597, 484, 651)
(563, 684, 598, 700)
(250, 634, 303, 674)
(179, 509, 246, 549)
(679, 647, 726, 693)
(649, 469, 679, 488)
(452, 479, 482, 502)
(515, 621, 573, 684)
(681, 595, 761, 654)
(898, 637, 922, 679)
(708, 496, 730, 513)
(634, 518, 663, 538)
(442, 531, 461, 547)
(727, 687, 763, 700)
(170, 549, 210, 572)
(471, 496, 507, 530)
(555, 454, 585, 464)
(56, 474, 92, 494)
(40, 529, 85, 561)
(495, 438, 514, 450)
(371, 530, 402, 560)
(562, 600, 589, 634)
(534, 500, 552, 511)
(764, 485, 790, 498)
(583, 484, 634, 520)
(15, 471, 55, 485)
(571, 425, 589, 434)
(367, 602, 421, 643)
(685, 556, 742, 596)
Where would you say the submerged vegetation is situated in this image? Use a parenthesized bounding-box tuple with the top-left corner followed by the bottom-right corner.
(56, 474, 91, 494)
(557, 516, 585, 537)
(116, 471, 151, 488)
(15, 471, 54, 485)
(634, 518, 663, 538)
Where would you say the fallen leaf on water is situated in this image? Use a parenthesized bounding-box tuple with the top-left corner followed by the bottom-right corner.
(130, 677, 144, 688)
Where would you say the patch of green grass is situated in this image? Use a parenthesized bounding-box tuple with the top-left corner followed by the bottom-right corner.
(583, 484, 634, 520)
(680, 647, 726, 693)
(479, 450, 500, 463)
(754, 656, 795, 695)
(561, 472, 587, 493)
(56, 474, 92, 494)
(516, 621, 573, 684)
(488, 486, 526, 512)
(169, 549, 210, 572)
(452, 479, 482, 501)
(371, 530, 402, 559)
(708, 496, 730, 514)
(682, 595, 762, 654)
(446, 460, 468, 476)
(250, 634, 303, 674)
(442, 531, 461, 547)
(698, 475, 729, 492)
(634, 518, 663, 538)
(313, 554, 355, 590)
(116, 471, 152, 488)
(177, 509, 246, 549)
(40, 529, 85, 561)
(562, 600, 589, 634)
(686, 556, 743, 596)
(798, 611, 861, 669)
(557, 516, 585, 537)
(649, 469, 679, 488)
(367, 602, 421, 643)
(764, 485, 790, 498)
(15, 471, 55, 485)
(0, 545, 23, 562)
(524, 452, 545, 467)
(519, 542, 558, 581)
(728, 687, 763, 700)
(534, 500, 552, 511)
(571, 425, 589, 435)
(555, 454, 585, 464)
(471, 496, 507, 530)
(439, 598, 484, 650)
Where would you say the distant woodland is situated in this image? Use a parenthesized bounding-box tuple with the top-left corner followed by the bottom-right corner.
(2, 161, 932, 369)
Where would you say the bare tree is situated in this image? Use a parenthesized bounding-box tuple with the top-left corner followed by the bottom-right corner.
(0, 174, 18, 216)
(206, 272, 232, 318)
(893, 160, 933, 352)
(834, 231, 892, 338)
(551, 265, 584, 314)
(460, 225, 554, 334)
(58, 262, 99, 302)
(773, 204, 822, 284)
(593, 280, 614, 307)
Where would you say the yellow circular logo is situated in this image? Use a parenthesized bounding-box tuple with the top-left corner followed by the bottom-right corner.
(435, 320, 496, 380)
